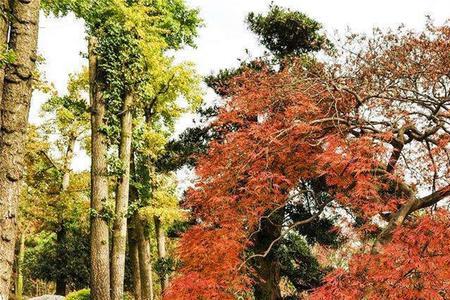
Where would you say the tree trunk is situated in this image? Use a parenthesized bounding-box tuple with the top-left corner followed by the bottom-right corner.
(111, 91, 133, 300)
(15, 232, 24, 300)
(252, 213, 283, 300)
(128, 222, 141, 300)
(54, 135, 76, 296)
(128, 165, 142, 300)
(61, 136, 76, 191)
(55, 225, 67, 296)
(0, 0, 40, 297)
(0, 0, 10, 102)
(153, 216, 169, 293)
(88, 36, 111, 300)
(136, 215, 154, 300)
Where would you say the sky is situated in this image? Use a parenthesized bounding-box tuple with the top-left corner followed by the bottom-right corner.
(31, 0, 450, 171)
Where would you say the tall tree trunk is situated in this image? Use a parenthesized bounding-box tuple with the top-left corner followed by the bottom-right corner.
(15, 232, 24, 300)
(153, 216, 169, 293)
(55, 135, 76, 296)
(0, 0, 40, 297)
(111, 92, 133, 300)
(128, 220, 142, 300)
(129, 151, 153, 300)
(128, 160, 142, 300)
(252, 213, 283, 300)
(136, 214, 154, 300)
(88, 36, 111, 300)
(0, 0, 10, 102)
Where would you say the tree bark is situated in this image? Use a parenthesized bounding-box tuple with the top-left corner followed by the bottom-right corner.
(0, 0, 40, 297)
(128, 163, 142, 300)
(153, 216, 169, 293)
(374, 184, 450, 252)
(136, 214, 154, 300)
(128, 221, 142, 300)
(0, 0, 10, 103)
(15, 232, 24, 300)
(111, 91, 133, 300)
(252, 213, 283, 300)
(88, 36, 111, 300)
(54, 135, 76, 295)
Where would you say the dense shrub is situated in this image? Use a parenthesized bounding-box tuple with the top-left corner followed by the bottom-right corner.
(65, 289, 90, 300)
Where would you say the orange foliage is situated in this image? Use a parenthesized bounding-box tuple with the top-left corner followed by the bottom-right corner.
(310, 211, 450, 300)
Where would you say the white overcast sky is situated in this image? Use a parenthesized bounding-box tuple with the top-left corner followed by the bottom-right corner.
(31, 0, 450, 171)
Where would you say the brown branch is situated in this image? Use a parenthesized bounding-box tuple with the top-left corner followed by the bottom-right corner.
(38, 150, 61, 172)
(374, 184, 450, 251)
(238, 199, 330, 270)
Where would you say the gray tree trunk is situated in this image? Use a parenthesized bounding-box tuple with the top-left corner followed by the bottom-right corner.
(111, 92, 133, 300)
(0, 0, 40, 297)
(88, 36, 111, 300)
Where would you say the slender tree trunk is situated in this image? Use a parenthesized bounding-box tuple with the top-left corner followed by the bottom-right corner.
(137, 113, 157, 300)
(0, 0, 10, 102)
(128, 161, 142, 300)
(0, 0, 40, 297)
(128, 221, 142, 300)
(111, 91, 133, 300)
(61, 136, 76, 190)
(54, 135, 76, 295)
(252, 213, 283, 300)
(89, 36, 111, 300)
(136, 214, 153, 300)
(15, 232, 24, 300)
(153, 216, 169, 292)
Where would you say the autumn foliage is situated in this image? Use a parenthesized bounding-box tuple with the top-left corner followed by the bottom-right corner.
(311, 211, 450, 300)
(165, 22, 450, 300)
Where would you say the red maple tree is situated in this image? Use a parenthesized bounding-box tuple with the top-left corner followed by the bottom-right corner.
(165, 22, 450, 299)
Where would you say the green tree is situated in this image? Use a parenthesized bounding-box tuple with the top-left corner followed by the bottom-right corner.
(42, 1, 202, 299)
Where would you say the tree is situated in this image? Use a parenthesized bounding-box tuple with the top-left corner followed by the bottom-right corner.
(43, 1, 202, 299)
(309, 22, 450, 299)
(18, 123, 91, 296)
(162, 6, 333, 298)
(17, 71, 91, 296)
(39, 70, 90, 295)
(247, 4, 329, 59)
(0, 0, 41, 296)
(165, 21, 450, 299)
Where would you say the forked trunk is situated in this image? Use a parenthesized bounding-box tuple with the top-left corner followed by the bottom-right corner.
(0, 0, 40, 296)
(252, 212, 283, 300)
